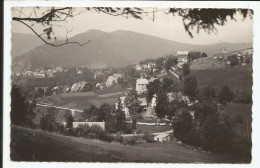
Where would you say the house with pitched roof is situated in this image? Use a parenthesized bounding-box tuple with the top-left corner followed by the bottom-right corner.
(136, 78, 149, 94)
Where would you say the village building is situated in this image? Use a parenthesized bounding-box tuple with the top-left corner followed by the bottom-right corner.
(52, 86, 63, 95)
(77, 70, 84, 75)
(56, 65, 63, 72)
(147, 62, 157, 69)
(176, 62, 185, 69)
(136, 78, 149, 94)
(96, 82, 106, 90)
(113, 74, 123, 78)
(154, 133, 171, 142)
(177, 51, 189, 63)
(135, 64, 142, 71)
(106, 76, 118, 88)
(151, 92, 191, 109)
(138, 97, 148, 111)
(71, 81, 92, 92)
(36, 68, 44, 73)
(105, 74, 122, 88)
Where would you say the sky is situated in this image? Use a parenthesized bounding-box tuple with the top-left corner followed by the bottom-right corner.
(12, 7, 254, 45)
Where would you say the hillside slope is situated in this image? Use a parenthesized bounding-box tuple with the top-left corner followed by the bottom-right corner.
(11, 126, 247, 163)
(190, 65, 252, 94)
(11, 33, 65, 58)
(12, 30, 252, 71)
(190, 57, 226, 70)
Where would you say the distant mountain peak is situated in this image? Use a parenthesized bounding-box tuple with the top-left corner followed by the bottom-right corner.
(12, 30, 253, 71)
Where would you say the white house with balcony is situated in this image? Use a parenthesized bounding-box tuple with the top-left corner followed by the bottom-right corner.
(136, 78, 149, 94)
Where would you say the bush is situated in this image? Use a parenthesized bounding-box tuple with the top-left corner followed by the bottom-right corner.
(143, 132, 154, 143)
(123, 137, 137, 145)
(231, 137, 251, 159)
(113, 135, 124, 143)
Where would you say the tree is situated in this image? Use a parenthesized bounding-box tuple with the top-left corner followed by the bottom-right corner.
(146, 79, 161, 103)
(202, 85, 216, 100)
(182, 63, 190, 77)
(202, 113, 234, 153)
(125, 89, 143, 116)
(155, 86, 169, 118)
(201, 52, 207, 57)
(179, 74, 183, 81)
(192, 103, 217, 125)
(12, 7, 253, 46)
(162, 78, 173, 92)
(114, 100, 130, 133)
(188, 51, 201, 61)
(38, 88, 45, 97)
(40, 107, 58, 131)
(96, 103, 112, 122)
(45, 87, 52, 96)
(83, 104, 98, 119)
(218, 85, 234, 105)
(183, 75, 198, 99)
(11, 85, 35, 127)
(164, 56, 178, 71)
(155, 57, 165, 70)
(229, 55, 239, 66)
(64, 110, 73, 129)
(172, 108, 193, 143)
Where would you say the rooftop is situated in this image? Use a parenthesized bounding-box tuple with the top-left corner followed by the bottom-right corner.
(136, 78, 149, 85)
(154, 133, 170, 139)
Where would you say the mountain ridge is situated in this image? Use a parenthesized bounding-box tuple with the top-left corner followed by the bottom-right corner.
(12, 30, 252, 71)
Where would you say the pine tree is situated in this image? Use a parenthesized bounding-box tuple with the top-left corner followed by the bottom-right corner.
(155, 86, 169, 118)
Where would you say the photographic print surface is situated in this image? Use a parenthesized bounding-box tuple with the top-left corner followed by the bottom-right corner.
(10, 7, 253, 163)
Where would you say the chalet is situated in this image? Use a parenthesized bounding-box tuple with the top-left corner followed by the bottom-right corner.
(63, 85, 71, 93)
(71, 81, 92, 92)
(154, 133, 171, 142)
(177, 51, 189, 63)
(52, 86, 63, 95)
(106, 76, 118, 88)
(96, 82, 106, 90)
(113, 73, 123, 79)
(136, 78, 149, 94)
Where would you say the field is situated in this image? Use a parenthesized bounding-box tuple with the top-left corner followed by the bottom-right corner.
(41, 85, 124, 110)
(223, 103, 252, 139)
(134, 125, 172, 134)
(190, 65, 252, 94)
(10, 126, 249, 163)
(190, 57, 226, 70)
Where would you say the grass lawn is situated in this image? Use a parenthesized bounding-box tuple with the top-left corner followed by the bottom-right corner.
(95, 85, 124, 95)
(134, 125, 172, 134)
(42, 85, 124, 110)
(223, 103, 252, 139)
(10, 126, 249, 163)
(190, 65, 252, 94)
